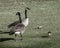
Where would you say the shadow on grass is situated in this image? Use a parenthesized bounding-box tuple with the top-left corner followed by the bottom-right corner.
(0, 30, 15, 42)
(41, 0, 57, 1)
(0, 38, 15, 42)
(41, 35, 49, 38)
(0, 30, 10, 34)
(0, 32, 10, 34)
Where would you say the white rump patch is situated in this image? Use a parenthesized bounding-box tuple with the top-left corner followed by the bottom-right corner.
(15, 31, 24, 35)
(22, 18, 29, 27)
(15, 32, 20, 35)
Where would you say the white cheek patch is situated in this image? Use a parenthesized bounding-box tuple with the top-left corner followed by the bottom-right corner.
(22, 18, 29, 27)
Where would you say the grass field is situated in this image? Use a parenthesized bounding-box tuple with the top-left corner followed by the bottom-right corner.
(0, 0, 60, 48)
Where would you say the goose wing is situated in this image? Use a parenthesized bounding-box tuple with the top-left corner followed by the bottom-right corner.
(11, 23, 25, 32)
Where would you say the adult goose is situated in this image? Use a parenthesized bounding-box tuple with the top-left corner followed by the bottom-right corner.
(9, 12, 25, 40)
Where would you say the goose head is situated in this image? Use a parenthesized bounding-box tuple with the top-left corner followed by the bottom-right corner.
(25, 7, 30, 10)
(16, 12, 20, 16)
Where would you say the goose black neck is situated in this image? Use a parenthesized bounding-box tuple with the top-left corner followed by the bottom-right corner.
(18, 15, 22, 23)
(25, 9, 28, 19)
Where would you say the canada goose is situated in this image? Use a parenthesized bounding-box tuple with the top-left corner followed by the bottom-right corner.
(22, 7, 30, 27)
(8, 7, 30, 28)
(9, 12, 25, 40)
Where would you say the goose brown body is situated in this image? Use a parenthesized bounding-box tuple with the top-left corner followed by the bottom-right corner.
(10, 23, 25, 33)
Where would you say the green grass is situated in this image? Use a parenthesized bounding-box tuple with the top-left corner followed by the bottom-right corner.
(0, 0, 60, 48)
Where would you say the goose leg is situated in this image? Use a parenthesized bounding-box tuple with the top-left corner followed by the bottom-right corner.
(15, 34, 18, 41)
(20, 33, 23, 40)
(15, 34, 17, 37)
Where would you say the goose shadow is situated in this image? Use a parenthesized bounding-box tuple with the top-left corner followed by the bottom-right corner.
(0, 31, 23, 41)
(0, 38, 15, 42)
(41, 35, 49, 38)
(0, 31, 10, 34)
